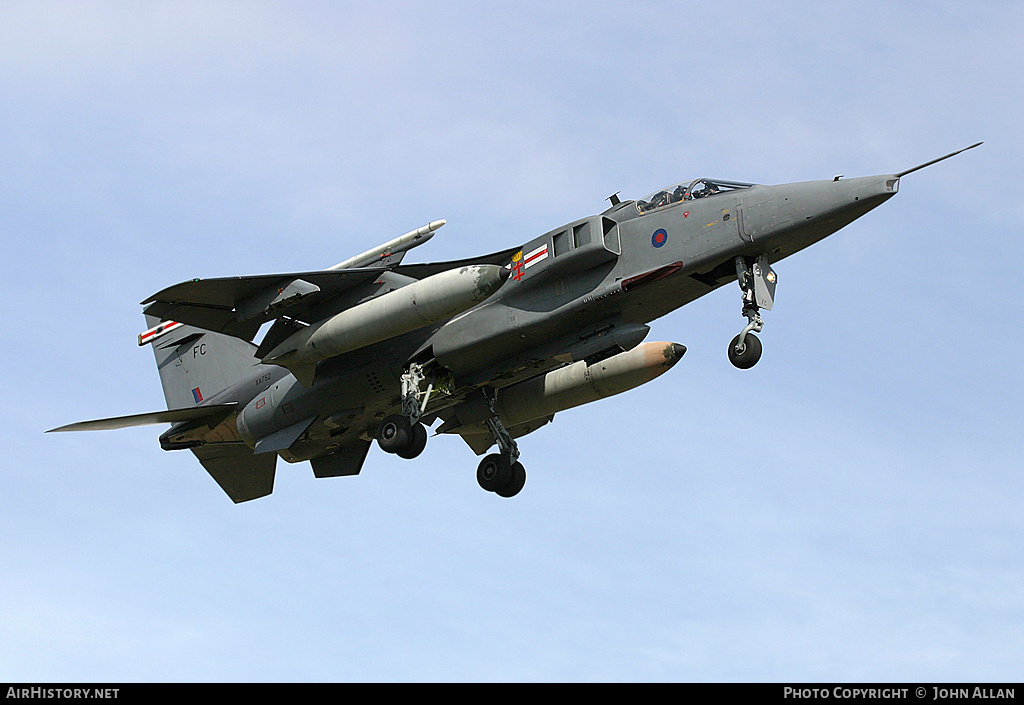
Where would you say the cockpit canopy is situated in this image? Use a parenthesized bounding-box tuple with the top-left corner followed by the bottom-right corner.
(636, 178, 756, 215)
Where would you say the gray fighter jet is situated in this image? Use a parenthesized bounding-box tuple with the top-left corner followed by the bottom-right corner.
(49, 144, 981, 502)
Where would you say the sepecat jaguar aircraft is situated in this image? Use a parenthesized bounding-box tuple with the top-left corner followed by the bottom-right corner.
(48, 144, 981, 502)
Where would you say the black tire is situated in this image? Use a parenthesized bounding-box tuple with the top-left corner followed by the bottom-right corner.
(728, 332, 762, 369)
(377, 414, 412, 454)
(477, 453, 512, 493)
(396, 422, 428, 459)
(495, 462, 526, 498)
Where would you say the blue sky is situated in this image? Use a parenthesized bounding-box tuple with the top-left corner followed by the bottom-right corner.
(2, 1, 1021, 682)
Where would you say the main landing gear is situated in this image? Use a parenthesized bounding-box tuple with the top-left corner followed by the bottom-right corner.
(376, 362, 432, 460)
(377, 414, 428, 459)
(477, 453, 526, 498)
(729, 254, 776, 370)
(376, 364, 527, 498)
(476, 393, 526, 498)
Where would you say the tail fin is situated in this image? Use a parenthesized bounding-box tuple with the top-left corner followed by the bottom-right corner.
(143, 315, 261, 409)
(142, 316, 277, 503)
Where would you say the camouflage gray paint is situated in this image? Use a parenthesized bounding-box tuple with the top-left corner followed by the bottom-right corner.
(48, 144, 981, 502)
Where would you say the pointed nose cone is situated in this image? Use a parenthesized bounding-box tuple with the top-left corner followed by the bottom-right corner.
(829, 174, 900, 212)
(746, 174, 900, 257)
(812, 174, 900, 236)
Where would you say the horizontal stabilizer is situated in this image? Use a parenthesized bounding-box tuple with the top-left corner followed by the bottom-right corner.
(47, 403, 237, 433)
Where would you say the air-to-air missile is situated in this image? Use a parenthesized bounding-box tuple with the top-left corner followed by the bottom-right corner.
(328, 219, 447, 270)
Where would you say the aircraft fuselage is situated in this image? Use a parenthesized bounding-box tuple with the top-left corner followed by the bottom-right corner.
(50, 144, 982, 501)
(210, 172, 898, 467)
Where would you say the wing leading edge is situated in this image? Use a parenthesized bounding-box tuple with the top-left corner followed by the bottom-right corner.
(141, 268, 383, 340)
(140, 245, 523, 342)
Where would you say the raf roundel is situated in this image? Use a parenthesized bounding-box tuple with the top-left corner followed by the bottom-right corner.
(651, 228, 668, 248)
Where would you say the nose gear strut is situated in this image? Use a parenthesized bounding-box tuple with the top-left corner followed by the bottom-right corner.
(730, 255, 776, 369)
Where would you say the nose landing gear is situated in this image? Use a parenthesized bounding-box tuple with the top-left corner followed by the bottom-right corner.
(729, 329, 762, 369)
(730, 255, 775, 369)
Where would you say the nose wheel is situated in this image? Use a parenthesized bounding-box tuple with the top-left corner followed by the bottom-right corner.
(730, 255, 775, 369)
(728, 331, 762, 369)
